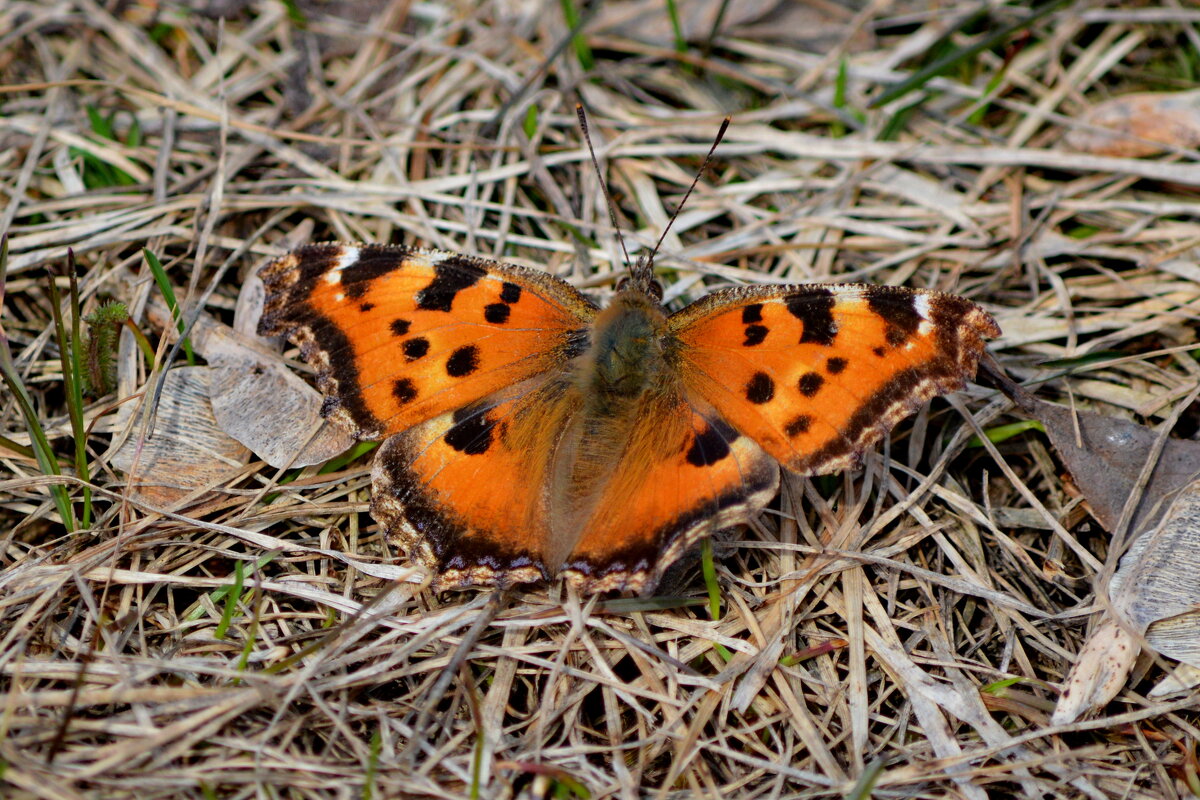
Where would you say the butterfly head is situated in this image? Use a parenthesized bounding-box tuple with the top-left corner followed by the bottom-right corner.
(615, 255, 664, 303)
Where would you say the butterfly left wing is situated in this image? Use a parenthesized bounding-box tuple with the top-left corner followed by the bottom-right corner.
(371, 375, 585, 590)
(668, 284, 999, 475)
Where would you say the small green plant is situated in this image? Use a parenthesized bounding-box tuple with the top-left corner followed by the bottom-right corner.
(45, 252, 92, 527)
(71, 104, 144, 189)
(81, 301, 127, 396)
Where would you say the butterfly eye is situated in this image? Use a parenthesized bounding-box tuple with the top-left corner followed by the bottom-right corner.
(646, 280, 663, 302)
(615, 276, 631, 293)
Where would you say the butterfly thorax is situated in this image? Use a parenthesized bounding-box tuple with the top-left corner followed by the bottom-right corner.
(581, 290, 675, 416)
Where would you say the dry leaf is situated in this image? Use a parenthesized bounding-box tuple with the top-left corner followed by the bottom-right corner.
(1112, 483, 1200, 666)
(1049, 616, 1139, 725)
(1054, 482, 1200, 721)
(988, 362, 1200, 721)
(108, 367, 252, 507)
(1066, 90, 1200, 157)
(208, 358, 353, 468)
(991, 364, 1200, 537)
(145, 288, 355, 469)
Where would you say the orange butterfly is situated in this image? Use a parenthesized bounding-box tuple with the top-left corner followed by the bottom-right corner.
(259, 240, 998, 593)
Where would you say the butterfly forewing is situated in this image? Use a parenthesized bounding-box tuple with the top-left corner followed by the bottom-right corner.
(669, 284, 1000, 475)
(258, 244, 597, 440)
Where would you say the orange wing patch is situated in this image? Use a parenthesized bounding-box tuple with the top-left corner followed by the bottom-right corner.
(258, 244, 596, 439)
(372, 376, 584, 590)
(671, 284, 999, 475)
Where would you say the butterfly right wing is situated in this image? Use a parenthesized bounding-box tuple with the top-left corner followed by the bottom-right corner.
(669, 284, 999, 475)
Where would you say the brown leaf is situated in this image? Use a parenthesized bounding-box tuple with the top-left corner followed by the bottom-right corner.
(1066, 90, 1200, 157)
(109, 367, 251, 507)
(983, 359, 1200, 537)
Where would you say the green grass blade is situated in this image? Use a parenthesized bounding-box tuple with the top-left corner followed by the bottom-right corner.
(871, 0, 1067, 108)
(0, 237, 75, 530)
(214, 559, 246, 641)
(142, 248, 195, 365)
(558, 0, 594, 70)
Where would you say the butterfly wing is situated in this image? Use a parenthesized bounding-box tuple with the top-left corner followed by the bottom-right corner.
(258, 243, 596, 439)
(669, 284, 1000, 475)
(560, 391, 779, 594)
(372, 376, 585, 590)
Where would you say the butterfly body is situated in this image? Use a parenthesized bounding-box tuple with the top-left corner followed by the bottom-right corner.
(584, 290, 672, 411)
(260, 243, 999, 594)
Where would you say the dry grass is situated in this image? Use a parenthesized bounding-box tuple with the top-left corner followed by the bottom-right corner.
(4, 1, 1200, 798)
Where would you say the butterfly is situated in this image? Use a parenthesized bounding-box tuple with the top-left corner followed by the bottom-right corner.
(258, 241, 999, 594)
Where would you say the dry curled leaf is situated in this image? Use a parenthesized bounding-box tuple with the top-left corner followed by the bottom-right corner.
(1113, 483, 1200, 666)
(989, 362, 1200, 537)
(1050, 616, 1139, 726)
(145, 283, 355, 469)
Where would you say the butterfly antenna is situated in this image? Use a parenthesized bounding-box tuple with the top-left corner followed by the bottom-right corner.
(576, 104, 633, 271)
(646, 116, 731, 265)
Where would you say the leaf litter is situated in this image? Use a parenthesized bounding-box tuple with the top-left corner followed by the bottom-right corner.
(4, 1, 1200, 798)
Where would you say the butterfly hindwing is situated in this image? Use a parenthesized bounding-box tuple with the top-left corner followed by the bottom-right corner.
(371, 376, 585, 589)
(258, 244, 597, 440)
(561, 394, 779, 594)
(669, 284, 1000, 475)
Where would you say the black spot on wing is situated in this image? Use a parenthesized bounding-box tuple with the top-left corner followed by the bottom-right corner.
(390, 318, 411, 336)
(743, 324, 768, 346)
(403, 337, 430, 361)
(393, 378, 417, 404)
(446, 344, 480, 377)
(500, 282, 522, 304)
(685, 416, 739, 467)
(745, 372, 775, 404)
(484, 303, 511, 324)
(866, 287, 923, 348)
(444, 404, 496, 455)
(359, 302, 375, 312)
(742, 304, 763, 324)
(785, 414, 812, 437)
(416, 257, 487, 312)
(786, 288, 837, 345)
(826, 357, 847, 374)
(797, 372, 824, 397)
(341, 247, 407, 299)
